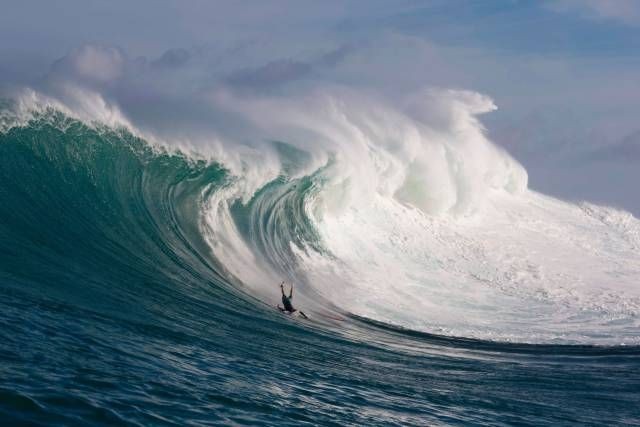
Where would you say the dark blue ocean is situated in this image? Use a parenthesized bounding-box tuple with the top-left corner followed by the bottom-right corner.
(1, 110, 639, 426)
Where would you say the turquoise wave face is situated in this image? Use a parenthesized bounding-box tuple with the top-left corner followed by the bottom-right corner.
(0, 111, 235, 322)
(0, 107, 330, 321)
(1, 108, 639, 426)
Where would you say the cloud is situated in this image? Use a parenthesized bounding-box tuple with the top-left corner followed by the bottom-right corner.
(317, 44, 356, 67)
(48, 45, 126, 86)
(225, 44, 355, 91)
(548, 0, 640, 26)
(151, 48, 191, 69)
(226, 59, 312, 89)
(588, 131, 640, 162)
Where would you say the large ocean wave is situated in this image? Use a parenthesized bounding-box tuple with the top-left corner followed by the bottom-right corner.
(2, 90, 638, 346)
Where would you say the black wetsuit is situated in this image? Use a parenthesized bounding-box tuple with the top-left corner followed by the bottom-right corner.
(282, 294, 295, 312)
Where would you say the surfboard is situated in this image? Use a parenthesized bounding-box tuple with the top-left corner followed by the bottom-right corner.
(277, 305, 308, 319)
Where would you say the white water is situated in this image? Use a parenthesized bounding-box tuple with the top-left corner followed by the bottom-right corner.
(301, 190, 640, 344)
(198, 92, 640, 344)
(197, 88, 640, 345)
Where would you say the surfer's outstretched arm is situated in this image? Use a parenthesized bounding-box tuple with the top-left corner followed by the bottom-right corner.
(279, 281, 285, 296)
(289, 283, 293, 299)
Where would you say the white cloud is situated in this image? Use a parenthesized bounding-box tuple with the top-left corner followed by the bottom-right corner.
(49, 45, 126, 86)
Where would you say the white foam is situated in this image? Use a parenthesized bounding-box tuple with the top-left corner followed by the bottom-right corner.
(200, 88, 640, 344)
(300, 190, 640, 344)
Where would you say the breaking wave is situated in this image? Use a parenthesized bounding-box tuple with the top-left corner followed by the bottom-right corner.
(1, 88, 639, 346)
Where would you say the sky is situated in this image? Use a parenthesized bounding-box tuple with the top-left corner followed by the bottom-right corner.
(1, 0, 639, 214)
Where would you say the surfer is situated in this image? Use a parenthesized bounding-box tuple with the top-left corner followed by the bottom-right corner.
(278, 281, 307, 319)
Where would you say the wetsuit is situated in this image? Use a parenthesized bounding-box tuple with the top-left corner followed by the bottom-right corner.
(282, 294, 295, 312)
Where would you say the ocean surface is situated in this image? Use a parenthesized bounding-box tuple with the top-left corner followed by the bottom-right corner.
(1, 107, 639, 426)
